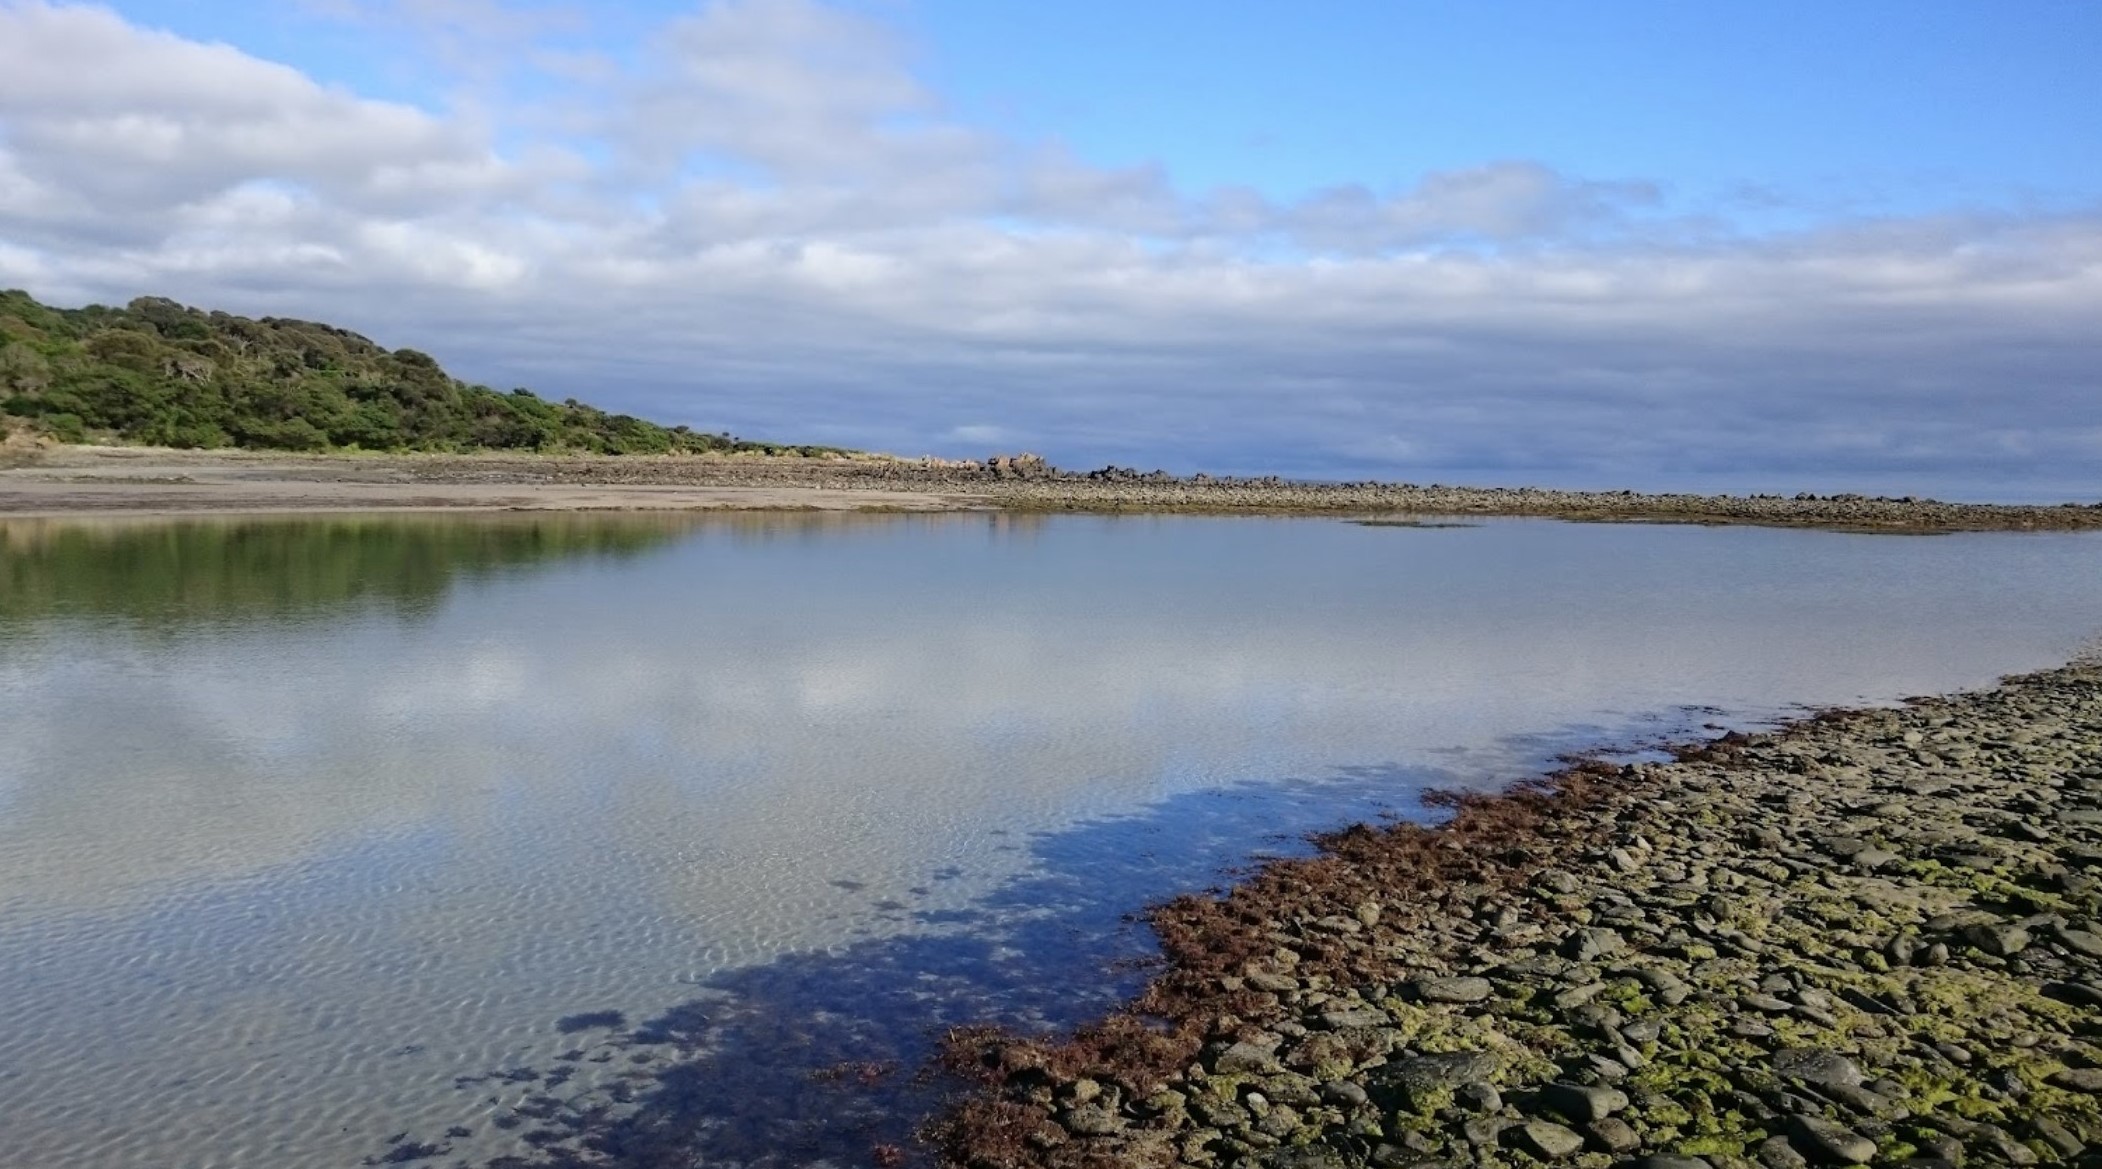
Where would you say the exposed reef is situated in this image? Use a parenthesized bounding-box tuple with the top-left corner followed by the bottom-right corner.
(933, 664, 2102, 1168)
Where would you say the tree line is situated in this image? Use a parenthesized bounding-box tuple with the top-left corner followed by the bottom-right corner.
(0, 290, 842, 456)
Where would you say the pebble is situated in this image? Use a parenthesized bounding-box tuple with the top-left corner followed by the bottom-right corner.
(2055, 927, 2102, 958)
(1788, 1115, 1877, 1166)
(1413, 976, 1492, 1004)
(1585, 1116, 1641, 1154)
(1964, 922, 2032, 956)
(2051, 1067, 2102, 1093)
(1214, 1041, 1281, 1075)
(1513, 1120, 1586, 1159)
(1537, 1081, 1628, 1123)
(1771, 1047, 1864, 1088)
(1563, 927, 1627, 962)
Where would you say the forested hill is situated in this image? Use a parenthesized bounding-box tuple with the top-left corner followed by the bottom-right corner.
(0, 291, 840, 455)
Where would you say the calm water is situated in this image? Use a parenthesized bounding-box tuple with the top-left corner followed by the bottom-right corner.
(2, 513, 2100, 1168)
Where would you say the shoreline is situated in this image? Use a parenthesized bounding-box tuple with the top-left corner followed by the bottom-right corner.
(4, 446, 2101, 531)
(932, 663, 2102, 1168)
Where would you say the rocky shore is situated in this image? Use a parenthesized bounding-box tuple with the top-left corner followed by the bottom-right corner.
(932, 664, 2102, 1168)
(337, 451, 2102, 530)
(5, 446, 2102, 530)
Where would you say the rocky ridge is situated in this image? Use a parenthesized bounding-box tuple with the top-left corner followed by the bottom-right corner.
(374, 453, 2102, 531)
(933, 665, 2102, 1168)
(10, 447, 2102, 530)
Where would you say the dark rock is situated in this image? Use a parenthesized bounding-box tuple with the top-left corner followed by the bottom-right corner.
(2045, 981, 2102, 1008)
(1771, 1047, 1865, 1088)
(1553, 983, 1607, 1010)
(1537, 1081, 1629, 1123)
(1215, 1041, 1283, 1075)
(1585, 1116, 1641, 1154)
(1964, 922, 2033, 956)
(1789, 1115, 1877, 1165)
(1258, 1146, 1351, 1169)
(2055, 927, 2102, 958)
(1758, 1135, 1809, 1169)
(1415, 976, 1493, 1004)
(2033, 1116, 2086, 1158)
(1564, 927, 1627, 962)
(1453, 1081, 1502, 1113)
(1511, 1120, 1586, 1159)
(1320, 1080, 1368, 1108)
(2051, 1067, 2102, 1093)
(1824, 1082, 1903, 1119)
(1373, 1050, 1500, 1097)
(1061, 1103, 1124, 1136)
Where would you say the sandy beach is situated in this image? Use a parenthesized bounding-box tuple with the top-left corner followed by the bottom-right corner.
(4, 445, 2101, 531)
(933, 664, 2102, 1168)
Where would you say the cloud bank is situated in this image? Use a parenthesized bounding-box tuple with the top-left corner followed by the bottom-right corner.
(1, 0, 2098, 495)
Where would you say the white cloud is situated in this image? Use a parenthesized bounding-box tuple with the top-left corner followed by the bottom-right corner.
(0, 0, 2097, 495)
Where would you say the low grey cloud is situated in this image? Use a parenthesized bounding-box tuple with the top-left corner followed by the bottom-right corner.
(1, 0, 2097, 497)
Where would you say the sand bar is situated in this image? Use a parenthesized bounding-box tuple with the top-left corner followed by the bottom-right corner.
(6, 445, 2102, 530)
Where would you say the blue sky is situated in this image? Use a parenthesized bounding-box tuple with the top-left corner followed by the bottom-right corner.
(1, 0, 2098, 496)
(103, 0, 2102, 213)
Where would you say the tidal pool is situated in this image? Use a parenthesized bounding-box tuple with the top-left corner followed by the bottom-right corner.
(1, 512, 2099, 1168)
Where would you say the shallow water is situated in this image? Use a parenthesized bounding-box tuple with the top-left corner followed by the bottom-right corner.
(1, 512, 2099, 1169)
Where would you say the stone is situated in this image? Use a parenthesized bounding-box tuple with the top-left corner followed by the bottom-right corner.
(1788, 1115, 1877, 1165)
(1377, 1050, 1500, 1092)
(1215, 1041, 1283, 1075)
(2045, 981, 2102, 1008)
(1757, 1135, 1809, 1169)
(1584, 1116, 1641, 1154)
(1564, 927, 1627, 962)
(1583, 1053, 1631, 1080)
(1512, 1120, 1585, 1159)
(1823, 1082, 1903, 1119)
(1964, 922, 2032, 956)
(1415, 976, 1493, 1004)
(2050, 1067, 2102, 1092)
(1538, 1081, 1629, 1123)
(1453, 1082, 1502, 1113)
(1771, 1047, 1865, 1088)
(2054, 927, 2102, 958)
(1553, 983, 1608, 1010)
(1628, 1158, 1713, 1169)
(1318, 1008, 1389, 1030)
(1320, 1080, 1369, 1108)
(2032, 1116, 2085, 1158)
(1257, 1146, 1350, 1169)
(1464, 1115, 1516, 1146)
(1061, 1104, 1124, 1136)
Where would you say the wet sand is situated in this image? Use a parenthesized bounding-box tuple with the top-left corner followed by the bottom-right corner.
(0, 446, 977, 516)
(6, 445, 2102, 530)
(933, 663, 2102, 1167)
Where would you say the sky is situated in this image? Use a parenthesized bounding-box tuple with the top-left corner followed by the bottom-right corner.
(0, 0, 2098, 497)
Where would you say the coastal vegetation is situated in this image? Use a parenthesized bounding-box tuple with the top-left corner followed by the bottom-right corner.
(0, 290, 844, 456)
